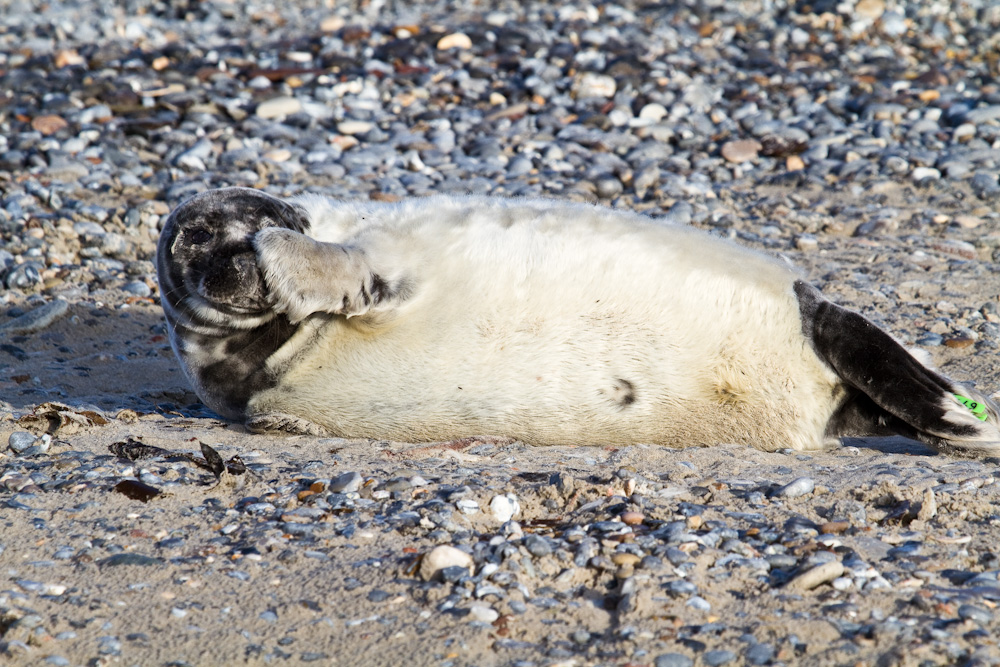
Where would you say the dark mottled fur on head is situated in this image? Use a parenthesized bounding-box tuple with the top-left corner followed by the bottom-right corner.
(158, 187, 310, 326)
(156, 187, 312, 419)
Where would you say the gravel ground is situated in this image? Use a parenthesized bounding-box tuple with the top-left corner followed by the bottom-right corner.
(1, 0, 1000, 665)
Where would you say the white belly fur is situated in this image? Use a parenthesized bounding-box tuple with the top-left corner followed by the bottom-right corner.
(248, 195, 843, 451)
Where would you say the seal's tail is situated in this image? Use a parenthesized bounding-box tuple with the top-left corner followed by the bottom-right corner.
(794, 280, 1000, 457)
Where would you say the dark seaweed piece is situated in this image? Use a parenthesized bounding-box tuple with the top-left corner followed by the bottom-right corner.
(114, 479, 162, 502)
(109, 437, 171, 461)
(200, 441, 226, 478)
(226, 455, 247, 475)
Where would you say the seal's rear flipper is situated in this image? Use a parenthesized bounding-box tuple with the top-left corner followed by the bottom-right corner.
(794, 281, 1000, 456)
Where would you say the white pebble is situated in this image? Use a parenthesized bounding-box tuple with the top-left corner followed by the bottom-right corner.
(456, 498, 480, 515)
(911, 166, 941, 181)
(419, 545, 474, 582)
(468, 604, 499, 623)
(337, 120, 375, 135)
(437, 32, 473, 50)
(256, 96, 302, 119)
(489, 494, 520, 523)
(831, 576, 853, 591)
(774, 477, 815, 498)
(572, 72, 616, 99)
(787, 560, 844, 590)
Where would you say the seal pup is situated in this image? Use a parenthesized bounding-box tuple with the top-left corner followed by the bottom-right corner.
(156, 187, 1000, 456)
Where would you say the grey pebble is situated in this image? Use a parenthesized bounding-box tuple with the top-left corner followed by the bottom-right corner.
(330, 471, 363, 494)
(8, 431, 39, 453)
(654, 653, 694, 667)
(958, 604, 992, 625)
(703, 649, 736, 666)
(772, 477, 815, 499)
(98, 553, 164, 568)
(524, 534, 552, 557)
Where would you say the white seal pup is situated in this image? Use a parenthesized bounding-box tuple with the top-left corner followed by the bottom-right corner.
(156, 187, 1000, 456)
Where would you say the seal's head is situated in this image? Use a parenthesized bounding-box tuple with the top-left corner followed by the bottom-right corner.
(157, 187, 310, 331)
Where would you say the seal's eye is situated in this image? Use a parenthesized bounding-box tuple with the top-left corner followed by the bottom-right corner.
(188, 228, 213, 245)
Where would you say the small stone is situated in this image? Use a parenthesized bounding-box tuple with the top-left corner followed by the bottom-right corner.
(489, 494, 520, 523)
(655, 654, 694, 667)
(639, 103, 668, 121)
(31, 115, 69, 136)
(468, 604, 499, 623)
(819, 520, 849, 534)
(787, 560, 844, 590)
(524, 534, 552, 557)
(953, 215, 982, 229)
(437, 33, 473, 50)
(337, 120, 375, 135)
(98, 553, 164, 568)
(786, 155, 805, 171)
(572, 72, 617, 99)
(612, 552, 641, 566)
(795, 234, 818, 252)
(264, 149, 292, 162)
(911, 167, 940, 182)
(123, 281, 151, 297)
(686, 596, 711, 611)
(620, 511, 644, 526)
(5, 262, 44, 290)
(0, 300, 68, 334)
(704, 649, 737, 666)
(958, 603, 992, 625)
(746, 644, 773, 665)
(773, 477, 815, 498)
(831, 577, 853, 591)
(419, 545, 473, 582)
(943, 334, 975, 349)
(256, 96, 302, 119)
(8, 432, 39, 453)
(456, 498, 479, 514)
(595, 177, 624, 199)
(855, 0, 885, 20)
(721, 139, 762, 163)
(329, 471, 362, 494)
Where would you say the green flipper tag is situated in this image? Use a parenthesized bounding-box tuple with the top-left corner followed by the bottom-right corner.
(954, 394, 988, 422)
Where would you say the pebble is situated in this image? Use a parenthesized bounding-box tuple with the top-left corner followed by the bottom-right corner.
(256, 96, 302, 120)
(419, 545, 473, 582)
(703, 649, 736, 666)
(8, 432, 39, 454)
(329, 471, 363, 494)
(436, 33, 472, 50)
(787, 561, 845, 590)
(0, 300, 68, 334)
(655, 653, 694, 667)
(721, 140, 762, 163)
(572, 72, 617, 99)
(958, 604, 992, 625)
(489, 494, 520, 523)
(468, 604, 499, 623)
(772, 477, 815, 498)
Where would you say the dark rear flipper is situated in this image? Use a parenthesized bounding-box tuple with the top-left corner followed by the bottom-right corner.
(795, 281, 1000, 456)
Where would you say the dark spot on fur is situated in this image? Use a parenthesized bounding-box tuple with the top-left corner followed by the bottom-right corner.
(370, 273, 390, 303)
(179, 316, 300, 418)
(613, 378, 636, 407)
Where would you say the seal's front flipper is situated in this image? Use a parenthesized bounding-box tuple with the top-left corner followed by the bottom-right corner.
(795, 280, 1000, 456)
(254, 227, 400, 324)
